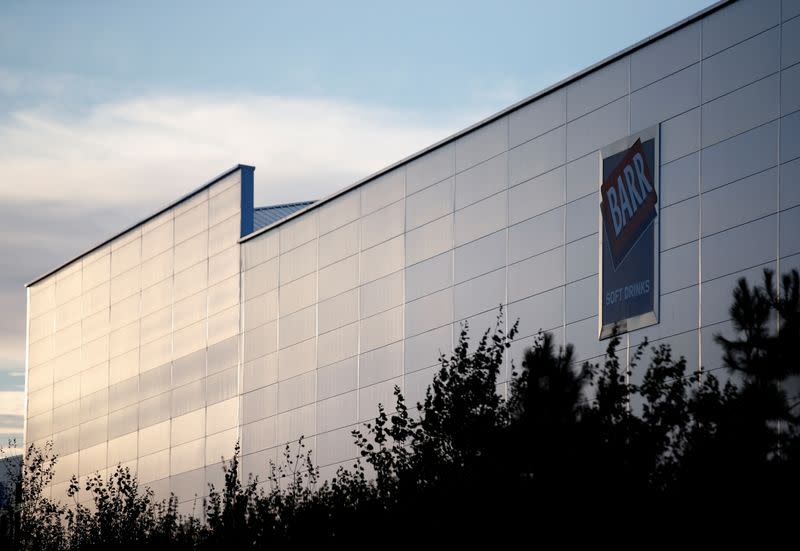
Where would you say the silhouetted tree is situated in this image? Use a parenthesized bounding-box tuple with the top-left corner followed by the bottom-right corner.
(0, 441, 66, 551)
(3, 270, 800, 545)
(682, 268, 800, 513)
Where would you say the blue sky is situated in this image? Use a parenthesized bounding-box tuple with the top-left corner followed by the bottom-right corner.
(0, 0, 714, 452)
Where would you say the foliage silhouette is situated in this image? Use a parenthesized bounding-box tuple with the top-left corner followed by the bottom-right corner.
(1, 269, 799, 545)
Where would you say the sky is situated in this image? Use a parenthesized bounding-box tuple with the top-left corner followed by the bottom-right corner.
(0, 0, 715, 453)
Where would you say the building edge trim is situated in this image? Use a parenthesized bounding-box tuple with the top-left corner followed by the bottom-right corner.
(26, 0, 732, 282)
(238, 0, 732, 244)
(25, 164, 255, 288)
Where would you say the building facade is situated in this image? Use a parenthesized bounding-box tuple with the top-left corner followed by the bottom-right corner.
(23, 0, 800, 513)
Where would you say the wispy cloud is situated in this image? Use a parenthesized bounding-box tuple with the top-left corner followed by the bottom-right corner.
(0, 92, 467, 207)
(0, 414, 23, 431)
(0, 67, 90, 99)
(0, 84, 475, 429)
(0, 392, 24, 416)
(0, 392, 24, 452)
(0, 68, 23, 96)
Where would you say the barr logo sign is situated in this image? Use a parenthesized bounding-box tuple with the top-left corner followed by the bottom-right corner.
(600, 138, 657, 269)
(598, 126, 660, 339)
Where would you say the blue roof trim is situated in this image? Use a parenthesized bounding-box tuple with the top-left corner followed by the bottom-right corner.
(240, 167, 255, 237)
(253, 201, 316, 230)
(26, 164, 255, 287)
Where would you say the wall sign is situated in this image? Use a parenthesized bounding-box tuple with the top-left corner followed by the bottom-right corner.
(598, 125, 660, 339)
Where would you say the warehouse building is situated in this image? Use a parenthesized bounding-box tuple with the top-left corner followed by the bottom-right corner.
(23, 0, 800, 511)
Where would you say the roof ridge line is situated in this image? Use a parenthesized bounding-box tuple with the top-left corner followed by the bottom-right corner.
(255, 200, 315, 210)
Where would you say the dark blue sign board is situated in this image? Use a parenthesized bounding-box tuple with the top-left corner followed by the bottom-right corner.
(599, 125, 660, 339)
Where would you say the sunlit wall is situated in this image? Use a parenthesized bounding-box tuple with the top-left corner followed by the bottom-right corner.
(26, 169, 249, 514)
(24, 0, 800, 513)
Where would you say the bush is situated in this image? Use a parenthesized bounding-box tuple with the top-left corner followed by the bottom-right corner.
(2, 269, 799, 546)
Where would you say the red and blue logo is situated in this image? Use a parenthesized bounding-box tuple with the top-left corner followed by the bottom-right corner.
(600, 138, 658, 270)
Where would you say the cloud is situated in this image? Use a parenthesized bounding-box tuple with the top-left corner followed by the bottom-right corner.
(0, 68, 22, 95)
(0, 391, 24, 414)
(0, 198, 141, 370)
(0, 414, 23, 431)
(0, 93, 465, 207)
(0, 67, 89, 100)
(0, 87, 474, 395)
(0, 392, 24, 454)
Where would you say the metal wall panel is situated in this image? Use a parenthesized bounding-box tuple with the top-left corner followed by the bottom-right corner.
(660, 197, 700, 250)
(404, 325, 452, 373)
(454, 230, 505, 284)
(406, 251, 452, 302)
(508, 207, 564, 264)
(702, 215, 777, 281)
(780, 157, 800, 210)
(509, 126, 565, 185)
(454, 191, 507, 247)
(565, 275, 598, 324)
(566, 234, 598, 283)
(509, 166, 564, 224)
(508, 247, 564, 302)
(701, 168, 778, 236)
(360, 341, 403, 388)
(631, 22, 701, 91)
(661, 241, 699, 294)
(507, 286, 564, 338)
(405, 288, 453, 338)
(701, 75, 780, 147)
(406, 214, 452, 266)
(454, 268, 506, 321)
(565, 192, 598, 244)
(361, 200, 404, 250)
(783, 63, 800, 115)
(360, 168, 405, 215)
(279, 213, 317, 254)
(566, 57, 628, 121)
(701, 0, 779, 57)
(319, 220, 359, 269)
(783, 111, 800, 161)
(316, 357, 357, 401)
(661, 152, 700, 207)
(701, 120, 778, 191)
(784, 14, 800, 66)
(455, 117, 508, 172)
(406, 178, 454, 230)
(456, 153, 508, 210)
(781, 206, 800, 257)
(26, 2, 799, 506)
(406, 143, 454, 196)
(702, 27, 780, 102)
(661, 108, 701, 165)
(566, 96, 629, 161)
(319, 191, 360, 235)
(631, 63, 700, 133)
(566, 152, 599, 202)
(509, 89, 566, 147)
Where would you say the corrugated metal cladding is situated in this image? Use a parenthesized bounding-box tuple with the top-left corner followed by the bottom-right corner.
(253, 202, 316, 231)
(23, 0, 800, 515)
